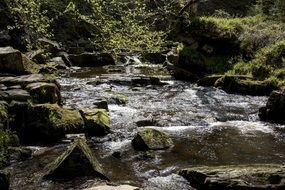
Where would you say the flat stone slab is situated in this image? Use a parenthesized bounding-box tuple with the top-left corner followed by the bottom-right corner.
(179, 164, 285, 190)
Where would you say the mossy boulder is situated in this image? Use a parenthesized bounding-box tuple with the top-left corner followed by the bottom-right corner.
(25, 82, 61, 104)
(69, 52, 115, 67)
(259, 89, 285, 123)
(80, 109, 110, 136)
(179, 164, 285, 190)
(44, 137, 108, 180)
(0, 47, 40, 74)
(132, 128, 173, 151)
(16, 104, 85, 143)
(0, 171, 9, 190)
(214, 75, 278, 96)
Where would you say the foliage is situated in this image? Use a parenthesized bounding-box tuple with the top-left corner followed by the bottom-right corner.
(0, 129, 12, 167)
(5, 0, 190, 53)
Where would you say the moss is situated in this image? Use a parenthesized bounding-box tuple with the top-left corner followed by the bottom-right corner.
(80, 109, 110, 136)
(44, 137, 108, 180)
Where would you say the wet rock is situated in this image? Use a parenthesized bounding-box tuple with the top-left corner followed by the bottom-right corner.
(80, 109, 110, 136)
(179, 164, 285, 190)
(69, 52, 115, 67)
(141, 52, 166, 64)
(0, 47, 25, 74)
(44, 137, 108, 180)
(214, 76, 278, 96)
(259, 89, 285, 124)
(0, 171, 9, 190)
(16, 104, 85, 143)
(131, 76, 164, 86)
(25, 82, 61, 104)
(136, 119, 158, 127)
(84, 184, 139, 190)
(109, 92, 128, 105)
(93, 98, 108, 110)
(132, 128, 174, 151)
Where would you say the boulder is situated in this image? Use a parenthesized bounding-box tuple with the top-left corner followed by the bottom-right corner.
(25, 82, 61, 104)
(16, 104, 85, 143)
(80, 109, 110, 136)
(69, 52, 115, 67)
(214, 76, 278, 96)
(0, 47, 40, 74)
(179, 164, 285, 190)
(132, 128, 173, 151)
(43, 137, 108, 180)
(0, 47, 25, 74)
(0, 171, 9, 190)
(259, 89, 285, 123)
(93, 98, 108, 110)
(109, 92, 128, 105)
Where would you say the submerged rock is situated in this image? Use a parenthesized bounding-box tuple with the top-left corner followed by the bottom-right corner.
(69, 52, 115, 67)
(80, 108, 110, 136)
(259, 89, 285, 123)
(179, 164, 285, 190)
(132, 128, 173, 151)
(0, 171, 9, 190)
(44, 137, 108, 180)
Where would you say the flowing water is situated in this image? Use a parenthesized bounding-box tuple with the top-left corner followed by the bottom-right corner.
(7, 63, 285, 189)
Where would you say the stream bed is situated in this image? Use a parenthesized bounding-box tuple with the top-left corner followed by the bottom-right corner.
(7, 63, 285, 189)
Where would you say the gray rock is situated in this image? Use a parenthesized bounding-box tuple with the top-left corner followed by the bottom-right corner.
(259, 89, 285, 123)
(0, 47, 25, 74)
(132, 128, 174, 151)
(179, 164, 285, 190)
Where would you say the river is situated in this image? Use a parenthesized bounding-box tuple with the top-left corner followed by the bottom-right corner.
(7, 62, 285, 189)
